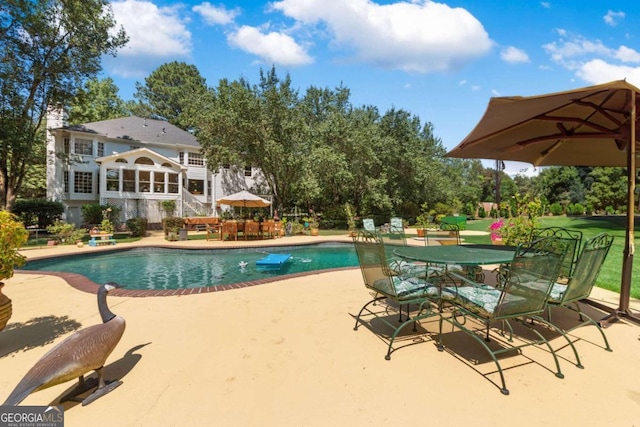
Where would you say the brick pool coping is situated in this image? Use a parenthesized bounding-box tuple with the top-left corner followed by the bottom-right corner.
(19, 241, 359, 297)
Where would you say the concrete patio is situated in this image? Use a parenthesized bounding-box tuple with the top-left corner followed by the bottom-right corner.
(1, 231, 639, 426)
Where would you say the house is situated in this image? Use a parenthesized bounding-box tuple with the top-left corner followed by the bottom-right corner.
(45, 107, 264, 227)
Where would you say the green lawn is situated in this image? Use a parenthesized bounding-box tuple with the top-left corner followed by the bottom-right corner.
(465, 216, 640, 299)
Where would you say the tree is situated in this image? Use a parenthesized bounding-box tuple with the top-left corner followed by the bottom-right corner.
(586, 167, 628, 212)
(536, 166, 585, 207)
(130, 61, 208, 131)
(67, 77, 128, 123)
(0, 0, 128, 211)
(197, 67, 309, 210)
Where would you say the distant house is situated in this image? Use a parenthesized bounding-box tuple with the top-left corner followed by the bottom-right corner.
(45, 107, 264, 226)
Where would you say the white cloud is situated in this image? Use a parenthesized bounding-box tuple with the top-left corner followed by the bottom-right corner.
(193, 2, 240, 25)
(107, 0, 191, 78)
(604, 10, 625, 27)
(459, 80, 467, 86)
(269, 0, 493, 73)
(227, 26, 313, 66)
(543, 30, 640, 87)
(490, 89, 501, 96)
(540, 2, 550, 9)
(577, 59, 640, 87)
(615, 46, 640, 63)
(500, 46, 530, 63)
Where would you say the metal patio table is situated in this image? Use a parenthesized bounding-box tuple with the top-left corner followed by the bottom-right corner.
(393, 244, 517, 282)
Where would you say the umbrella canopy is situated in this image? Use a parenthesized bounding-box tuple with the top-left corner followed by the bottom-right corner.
(216, 190, 271, 208)
(446, 80, 638, 323)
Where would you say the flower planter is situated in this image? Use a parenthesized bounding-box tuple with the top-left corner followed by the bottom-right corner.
(0, 283, 12, 331)
(416, 229, 425, 238)
(310, 228, 319, 236)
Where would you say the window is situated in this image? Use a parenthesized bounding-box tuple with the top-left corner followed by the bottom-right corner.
(106, 169, 119, 191)
(63, 171, 69, 193)
(168, 173, 179, 193)
(179, 152, 184, 165)
(188, 153, 204, 166)
(115, 158, 128, 163)
(123, 169, 135, 192)
(63, 138, 70, 154)
(244, 166, 252, 177)
(73, 171, 93, 193)
(154, 172, 166, 193)
(188, 179, 204, 194)
(135, 157, 154, 165)
(139, 171, 151, 192)
(97, 142, 104, 157)
(74, 138, 93, 155)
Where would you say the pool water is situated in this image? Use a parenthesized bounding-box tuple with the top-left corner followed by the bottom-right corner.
(22, 243, 360, 291)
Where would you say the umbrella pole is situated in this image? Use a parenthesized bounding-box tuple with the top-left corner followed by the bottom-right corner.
(618, 98, 637, 316)
(601, 90, 639, 326)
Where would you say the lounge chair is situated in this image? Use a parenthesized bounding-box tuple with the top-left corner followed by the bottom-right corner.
(544, 232, 614, 351)
(437, 236, 577, 395)
(362, 218, 376, 232)
(389, 217, 403, 232)
(352, 230, 440, 360)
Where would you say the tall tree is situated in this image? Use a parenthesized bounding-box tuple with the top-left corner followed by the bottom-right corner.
(0, 0, 127, 210)
(67, 77, 128, 123)
(130, 61, 208, 130)
(197, 67, 308, 210)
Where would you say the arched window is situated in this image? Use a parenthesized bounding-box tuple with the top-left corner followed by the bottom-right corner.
(115, 158, 128, 163)
(161, 162, 172, 168)
(135, 156, 154, 165)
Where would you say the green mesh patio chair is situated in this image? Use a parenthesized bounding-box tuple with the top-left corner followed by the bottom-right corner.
(530, 227, 583, 281)
(352, 230, 440, 360)
(495, 226, 582, 287)
(437, 236, 580, 395)
(545, 233, 614, 351)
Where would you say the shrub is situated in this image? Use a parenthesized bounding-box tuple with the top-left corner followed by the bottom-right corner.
(567, 203, 585, 215)
(0, 211, 29, 280)
(498, 216, 540, 246)
(162, 216, 184, 234)
(82, 204, 121, 226)
(549, 203, 563, 216)
(126, 217, 148, 237)
(12, 199, 64, 229)
(605, 205, 615, 215)
(46, 220, 85, 245)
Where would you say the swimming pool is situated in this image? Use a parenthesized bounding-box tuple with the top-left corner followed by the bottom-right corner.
(22, 243, 360, 291)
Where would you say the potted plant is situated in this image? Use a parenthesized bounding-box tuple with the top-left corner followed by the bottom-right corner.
(304, 215, 320, 236)
(344, 203, 357, 237)
(415, 203, 433, 238)
(0, 211, 29, 331)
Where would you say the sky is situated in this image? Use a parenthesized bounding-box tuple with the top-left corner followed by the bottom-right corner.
(100, 0, 640, 177)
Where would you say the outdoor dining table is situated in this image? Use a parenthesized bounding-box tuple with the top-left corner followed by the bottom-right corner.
(393, 244, 516, 266)
(393, 244, 517, 282)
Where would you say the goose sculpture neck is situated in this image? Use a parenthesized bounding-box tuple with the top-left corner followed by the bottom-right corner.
(98, 284, 116, 323)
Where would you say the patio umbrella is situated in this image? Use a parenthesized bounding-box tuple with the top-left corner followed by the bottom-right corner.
(446, 79, 639, 324)
(216, 190, 271, 208)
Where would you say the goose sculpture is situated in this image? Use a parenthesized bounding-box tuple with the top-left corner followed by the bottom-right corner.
(3, 282, 126, 406)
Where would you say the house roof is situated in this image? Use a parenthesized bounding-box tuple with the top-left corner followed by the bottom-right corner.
(66, 116, 200, 148)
